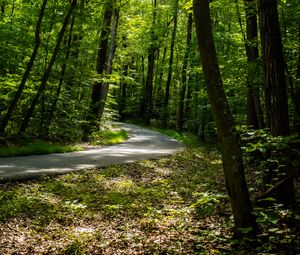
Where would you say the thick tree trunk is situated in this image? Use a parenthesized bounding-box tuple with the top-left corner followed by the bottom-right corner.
(177, 12, 192, 132)
(88, 1, 113, 128)
(0, 0, 47, 135)
(19, 0, 77, 134)
(162, 0, 178, 126)
(244, 0, 264, 129)
(193, 0, 257, 234)
(97, 8, 119, 120)
(258, 0, 289, 136)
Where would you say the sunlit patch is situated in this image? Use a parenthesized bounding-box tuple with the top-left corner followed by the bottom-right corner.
(210, 159, 222, 165)
(74, 226, 94, 234)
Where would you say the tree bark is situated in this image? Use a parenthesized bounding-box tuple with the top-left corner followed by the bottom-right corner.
(19, 0, 77, 134)
(258, 0, 290, 136)
(244, 0, 264, 129)
(144, 0, 158, 125)
(119, 63, 129, 120)
(162, 0, 178, 126)
(177, 12, 192, 132)
(44, 12, 76, 134)
(193, 0, 257, 234)
(97, 8, 119, 120)
(87, 0, 113, 132)
(0, 0, 47, 135)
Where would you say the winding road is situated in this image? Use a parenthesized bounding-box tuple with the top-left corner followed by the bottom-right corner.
(0, 124, 185, 182)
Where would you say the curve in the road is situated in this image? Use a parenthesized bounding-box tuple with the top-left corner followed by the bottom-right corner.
(0, 124, 185, 182)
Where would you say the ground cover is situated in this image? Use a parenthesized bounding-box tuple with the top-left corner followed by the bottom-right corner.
(0, 129, 298, 254)
(0, 129, 128, 157)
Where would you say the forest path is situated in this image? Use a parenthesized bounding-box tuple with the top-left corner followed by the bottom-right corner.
(0, 123, 185, 182)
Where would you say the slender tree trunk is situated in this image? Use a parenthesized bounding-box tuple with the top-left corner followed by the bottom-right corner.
(19, 0, 77, 134)
(193, 0, 257, 234)
(87, 0, 113, 131)
(177, 12, 192, 132)
(144, 0, 158, 125)
(0, 0, 47, 135)
(244, 0, 264, 129)
(119, 63, 129, 120)
(97, 8, 119, 120)
(139, 56, 146, 118)
(154, 46, 167, 114)
(45, 12, 76, 134)
(162, 0, 178, 126)
(258, 0, 289, 136)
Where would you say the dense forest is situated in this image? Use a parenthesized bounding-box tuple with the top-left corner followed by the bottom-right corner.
(0, 0, 300, 253)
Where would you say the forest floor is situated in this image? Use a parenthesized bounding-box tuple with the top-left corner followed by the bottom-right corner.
(0, 146, 234, 254)
(0, 126, 299, 254)
(0, 124, 185, 181)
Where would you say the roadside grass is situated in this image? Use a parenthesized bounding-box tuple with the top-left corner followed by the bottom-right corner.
(124, 119, 203, 148)
(89, 129, 128, 146)
(0, 142, 83, 157)
(0, 146, 298, 254)
(151, 127, 201, 148)
(0, 146, 233, 254)
(0, 129, 128, 157)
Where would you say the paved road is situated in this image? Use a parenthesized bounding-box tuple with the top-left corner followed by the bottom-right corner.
(0, 124, 185, 182)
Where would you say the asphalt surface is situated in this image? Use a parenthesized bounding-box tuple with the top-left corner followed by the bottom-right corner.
(0, 124, 185, 182)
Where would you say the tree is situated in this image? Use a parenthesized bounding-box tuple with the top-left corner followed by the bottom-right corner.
(0, 0, 48, 136)
(258, 0, 289, 136)
(97, 8, 119, 120)
(193, 0, 257, 234)
(87, 0, 114, 133)
(177, 12, 192, 132)
(243, 0, 264, 129)
(19, 0, 77, 134)
(162, 0, 179, 126)
(143, 0, 158, 125)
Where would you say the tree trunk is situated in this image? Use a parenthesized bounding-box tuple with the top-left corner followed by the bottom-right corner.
(97, 8, 119, 120)
(258, 0, 290, 136)
(19, 0, 77, 134)
(44, 12, 76, 134)
(144, 0, 158, 125)
(244, 0, 264, 129)
(162, 0, 178, 126)
(119, 63, 129, 120)
(0, 0, 47, 135)
(139, 56, 146, 118)
(193, 0, 257, 234)
(177, 12, 192, 132)
(87, 0, 113, 131)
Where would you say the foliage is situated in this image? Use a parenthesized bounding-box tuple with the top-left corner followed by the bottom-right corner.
(88, 129, 128, 146)
(0, 141, 83, 157)
(0, 129, 128, 157)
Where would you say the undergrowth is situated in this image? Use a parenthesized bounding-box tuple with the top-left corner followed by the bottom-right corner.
(0, 128, 299, 254)
(0, 129, 128, 157)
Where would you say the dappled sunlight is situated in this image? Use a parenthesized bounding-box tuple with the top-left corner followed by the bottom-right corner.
(0, 146, 234, 254)
(0, 124, 185, 181)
